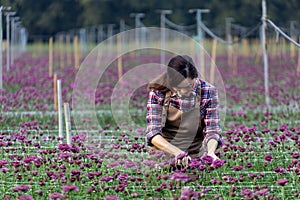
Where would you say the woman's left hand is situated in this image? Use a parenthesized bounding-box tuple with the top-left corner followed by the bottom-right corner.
(207, 139, 220, 161)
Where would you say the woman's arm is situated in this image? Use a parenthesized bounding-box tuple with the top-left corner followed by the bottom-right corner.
(151, 134, 185, 156)
(151, 134, 191, 167)
(202, 86, 223, 160)
(207, 138, 220, 160)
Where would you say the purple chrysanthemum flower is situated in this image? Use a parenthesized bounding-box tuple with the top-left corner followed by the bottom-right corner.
(61, 184, 79, 193)
(117, 174, 130, 183)
(274, 167, 286, 174)
(104, 196, 120, 200)
(276, 178, 288, 186)
(232, 165, 243, 171)
(142, 160, 156, 168)
(12, 185, 30, 192)
(189, 158, 201, 169)
(49, 192, 63, 200)
(181, 187, 194, 198)
(212, 159, 226, 169)
(17, 195, 34, 200)
(100, 176, 114, 182)
(255, 188, 270, 196)
(0, 160, 8, 167)
(198, 164, 206, 171)
(70, 144, 81, 153)
(170, 171, 190, 182)
(58, 143, 70, 152)
(201, 155, 214, 165)
(1, 167, 9, 173)
(240, 188, 254, 199)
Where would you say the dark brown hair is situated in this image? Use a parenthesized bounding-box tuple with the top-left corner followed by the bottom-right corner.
(148, 55, 198, 92)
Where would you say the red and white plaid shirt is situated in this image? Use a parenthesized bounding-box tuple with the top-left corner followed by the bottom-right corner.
(146, 78, 223, 148)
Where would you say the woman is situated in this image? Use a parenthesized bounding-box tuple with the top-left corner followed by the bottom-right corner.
(146, 55, 223, 167)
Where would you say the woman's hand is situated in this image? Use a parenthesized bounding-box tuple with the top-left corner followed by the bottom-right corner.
(175, 152, 191, 168)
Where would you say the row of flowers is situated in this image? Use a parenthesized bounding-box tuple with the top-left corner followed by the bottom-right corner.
(0, 119, 299, 199)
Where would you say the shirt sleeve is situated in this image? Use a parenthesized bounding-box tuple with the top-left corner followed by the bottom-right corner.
(146, 90, 165, 146)
(203, 87, 223, 149)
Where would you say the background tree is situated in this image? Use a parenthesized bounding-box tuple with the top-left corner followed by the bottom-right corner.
(0, 0, 299, 38)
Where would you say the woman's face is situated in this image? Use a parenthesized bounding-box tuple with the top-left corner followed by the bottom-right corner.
(172, 78, 195, 97)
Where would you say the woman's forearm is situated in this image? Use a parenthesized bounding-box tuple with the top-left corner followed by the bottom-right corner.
(207, 139, 218, 154)
(151, 134, 184, 156)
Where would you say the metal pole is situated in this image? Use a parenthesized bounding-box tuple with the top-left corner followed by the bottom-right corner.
(0, 6, 11, 89)
(130, 13, 145, 48)
(0, 7, 3, 90)
(120, 19, 125, 33)
(156, 10, 172, 66)
(107, 24, 115, 48)
(79, 28, 87, 53)
(6, 12, 15, 71)
(120, 19, 125, 50)
(262, 0, 270, 109)
(20, 27, 26, 52)
(97, 25, 104, 43)
(289, 20, 296, 37)
(226, 17, 234, 66)
(189, 9, 210, 77)
(11, 17, 20, 65)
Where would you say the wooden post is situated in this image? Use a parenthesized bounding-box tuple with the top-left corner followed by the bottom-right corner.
(57, 79, 63, 138)
(64, 103, 71, 145)
(117, 34, 123, 80)
(53, 74, 58, 111)
(74, 36, 79, 69)
(66, 34, 72, 66)
(281, 37, 286, 57)
(49, 37, 53, 77)
(254, 38, 262, 64)
(242, 39, 249, 56)
(290, 37, 296, 58)
(210, 39, 217, 84)
(59, 35, 65, 68)
(233, 36, 238, 75)
(297, 36, 300, 76)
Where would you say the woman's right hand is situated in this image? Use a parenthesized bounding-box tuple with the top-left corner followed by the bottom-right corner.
(175, 152, 191, 168)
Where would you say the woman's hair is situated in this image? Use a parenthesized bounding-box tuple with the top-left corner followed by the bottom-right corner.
(147, 55, 198, 92)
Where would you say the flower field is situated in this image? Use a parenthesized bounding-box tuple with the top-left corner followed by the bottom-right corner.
(0, 45, 299, 199)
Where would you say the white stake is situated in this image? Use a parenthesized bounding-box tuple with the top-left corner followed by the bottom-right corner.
(57, 79, 63, 138)
(261, 0, 270, 110)
(0, 7, 3, 90)
(64, 103, 71, 145)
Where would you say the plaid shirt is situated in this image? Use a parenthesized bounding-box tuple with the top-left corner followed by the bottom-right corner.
(146, 78, 223, 148)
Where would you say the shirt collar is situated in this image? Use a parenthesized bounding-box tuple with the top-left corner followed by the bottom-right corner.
(191, 78, 200, 96)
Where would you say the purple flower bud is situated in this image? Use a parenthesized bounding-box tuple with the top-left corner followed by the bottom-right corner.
(276, 178, 288, 186)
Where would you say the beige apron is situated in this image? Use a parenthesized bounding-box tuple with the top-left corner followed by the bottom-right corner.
(151, 89, 206, 159)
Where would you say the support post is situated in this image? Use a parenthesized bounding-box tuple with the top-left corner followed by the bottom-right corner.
(49, 37, 53, 77)
(57, 79, 63, 138)
(261, 0, 270, 109)
(6, 12, 15, 72)
(64, 103, 71, 145)
(0, 7, 3, 90)
(189, 9, 210, 79)
(156, 10, 172, 66)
